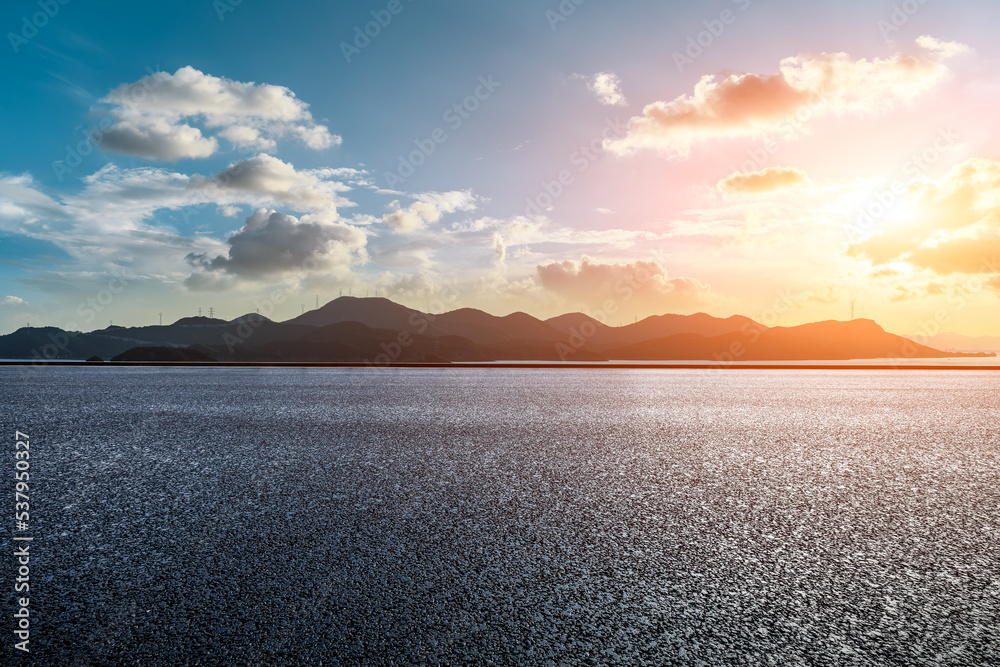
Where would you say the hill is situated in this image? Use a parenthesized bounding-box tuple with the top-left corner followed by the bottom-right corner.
(432, 309, 566, 344)
(905, 332, 1000, 353)
(283, 296, 448, 334)
(0, 298, 988, 363)
(545, 311, 763, 347)
(605, 319, 957, 361)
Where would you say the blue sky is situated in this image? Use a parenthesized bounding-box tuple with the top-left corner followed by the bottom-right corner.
(2, 0, 1000, 335)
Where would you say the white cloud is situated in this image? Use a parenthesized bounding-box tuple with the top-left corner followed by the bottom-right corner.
(536, 255, 712, 313)
(415, 190, 478, 213)
(379, 272, 441, 301)
(383, 190, 478, 233)
(192, 154, 352, 216)
(0, 173, 71, 229)
(586, 72, 628, 106)
(0, 161, 370, 294)
(492, 233, 506, 265)
(10, 155, 354, 240)
(186, 208, 366, 279)
(916, 35, 972, 59)
(308, 167, 369, 181)
(369, 242, 435, 268)
(3, 296, 26, 305)
(98, 66, 340, 161)
(383, 202, 440, 233)
(607, 38, 968, 157)
(218, 125, 277, 152)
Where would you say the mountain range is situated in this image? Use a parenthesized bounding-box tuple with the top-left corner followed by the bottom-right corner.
(0, 297, 990, 363)
(904, 332, 1000, 353)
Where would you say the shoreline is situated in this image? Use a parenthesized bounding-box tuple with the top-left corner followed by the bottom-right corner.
(3, 360, 1000, 370)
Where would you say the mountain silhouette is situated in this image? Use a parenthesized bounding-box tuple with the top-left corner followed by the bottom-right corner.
(285, 296, 449, 333)
(605, 319, 953, 361)
(0, 298, 990, 363)
(432, 308, 566, 344)
(546, 311, 763, 346)
(173, 316, 229, 327)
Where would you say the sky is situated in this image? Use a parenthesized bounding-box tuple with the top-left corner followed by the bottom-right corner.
(2, 0, 1000, 336)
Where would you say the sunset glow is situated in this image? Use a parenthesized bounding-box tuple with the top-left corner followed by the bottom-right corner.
(2, 1, 1000, 337)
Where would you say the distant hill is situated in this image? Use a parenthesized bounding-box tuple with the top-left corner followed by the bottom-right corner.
(545, 311, 763, 347)
(173, 316, 229, 327)
(0, 298, 989, 363)
(229, 313, 273, 325)
(285, 297, 569, 344)
(284, 296, 447, 333)
(905, 332, 1000, 353)
(432, 308, 566, 344)
(621, 312, 766, 344)
(0, 327, 130, 360)
(240, 321, 491, 363)
(605, 319, 958, 361)
(545, 313, 612, 338)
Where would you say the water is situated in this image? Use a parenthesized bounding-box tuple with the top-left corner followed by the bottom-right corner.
(2, 367, 998, 665)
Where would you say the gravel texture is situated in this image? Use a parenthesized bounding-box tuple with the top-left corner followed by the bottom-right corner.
(2, 367, 999, 665)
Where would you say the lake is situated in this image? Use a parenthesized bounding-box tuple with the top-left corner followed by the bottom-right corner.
(2, 367, 998, 665)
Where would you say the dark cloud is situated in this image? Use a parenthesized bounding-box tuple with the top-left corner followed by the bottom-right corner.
(186, 208, 365, 277)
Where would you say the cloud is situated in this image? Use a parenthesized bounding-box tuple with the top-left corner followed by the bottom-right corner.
(3, 296, 26, 305)
(415, 190, 478, 213)
(98, 66, 339, 161)
(185, 208, 366, 278)
(584, 72, 627, 106)
(848, 158, 1000, 275)
(369, 242, 434, 268)
(192, 154, 351, 215)
(916, 35, 972, 59)
(384, 202, 442, 232)
(379, 272, 445, 302)
(536, 255, 711, 313)
(0, 173, 72, 228)
(9, 154, 354, 239)
(907, 236, 1000, 275)
(606, 38, 967, 157)
(3, 157, 357, 242)
(218, 126, 277, 152)
(492, 233, 506, 265)
(0, 160, 373, 299)
(718, 167, 810, 194)
(100, 118, 218, 161)
(891, 285, 918, 302)
(308, 167, 369, 181)
(383, 190, 478, 233)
